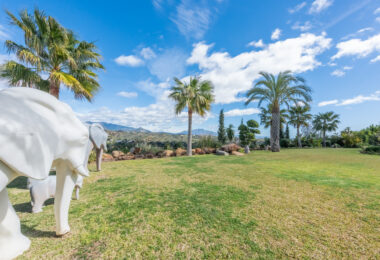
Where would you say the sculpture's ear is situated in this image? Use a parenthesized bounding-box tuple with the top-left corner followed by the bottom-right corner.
(89, 124, 106, 149)
(0, 125, 54, 180)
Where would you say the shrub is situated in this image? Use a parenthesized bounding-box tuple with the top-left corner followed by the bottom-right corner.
(361, 146, 380, 155)
(194, 135, 219, 148)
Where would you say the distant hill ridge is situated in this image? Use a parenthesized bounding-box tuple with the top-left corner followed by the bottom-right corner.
(86, 122, 217, 136)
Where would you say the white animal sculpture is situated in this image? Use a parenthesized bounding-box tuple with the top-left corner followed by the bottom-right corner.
(0, 87, 90, 259)
(87, 123, 108, 171)
(28, 175, 84, 213)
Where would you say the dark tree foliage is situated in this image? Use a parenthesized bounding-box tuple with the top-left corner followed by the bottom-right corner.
(238, 119, 260, 146)
(218, 109, 227, 144)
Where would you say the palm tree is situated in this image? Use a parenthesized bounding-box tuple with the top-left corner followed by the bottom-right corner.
(288, 105, 312, 148)
(313, 111, 340, 147)
(226, 124, 235, 143)
(259, 104, 289, 131)
(247, 71, 312, 152)
(0, 9, 104, 100)
(169, 76, 214, 156)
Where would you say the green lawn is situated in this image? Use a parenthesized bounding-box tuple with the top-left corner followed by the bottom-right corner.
(9, 149, 380, 259)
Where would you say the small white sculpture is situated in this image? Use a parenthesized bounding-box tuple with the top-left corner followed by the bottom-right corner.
(28, 175, 84, 213)
(0, 87, 90, 259)
(87, 123, 108, 171)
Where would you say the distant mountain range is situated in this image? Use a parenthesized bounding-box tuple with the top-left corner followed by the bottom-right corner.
(87, 122, 217, 136)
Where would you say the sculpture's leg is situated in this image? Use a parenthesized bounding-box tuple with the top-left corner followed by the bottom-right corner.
(75, 187, 80, 200)
(31, 187, 44, 213)
(96, 148, 103, 171)
(55, 162, 76, 236)
(0, 162, 31, 259)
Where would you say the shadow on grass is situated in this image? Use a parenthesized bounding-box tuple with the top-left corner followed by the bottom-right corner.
(21, 223, 56, 238)
(7, 176, 28, 189)
(14, 198, 54, 213)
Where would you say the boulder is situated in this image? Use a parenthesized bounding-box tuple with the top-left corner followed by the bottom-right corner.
(102, 153, 114, 162)
(162, 150, 174, 157)
(208, 148, 216, 154)
(112, 150, 124, 158)
(195, 148, 202, 154)
(145, 153, 154, 159)
(175, 148, 187, 156)
(221, 144, 241, 153)
(231, 151, 244, 156)
(119, 154, 135, 160)
(198, 149, 205, 155)
(216, 150, 229, 156)
(192, 149, 196, 154)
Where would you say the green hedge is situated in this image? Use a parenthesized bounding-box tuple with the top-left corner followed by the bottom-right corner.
(361, 146, 380, 155)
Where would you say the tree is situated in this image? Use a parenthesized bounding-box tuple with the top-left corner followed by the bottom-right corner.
(238, 119, 260, 153)
(226, 124, 235, 143)
(169, 76, 214, 156)
(312, 111, 340, 147)
(218, 109, 227, 144)
(247, 71, 312, 152)
(259, 104, 288, 130)
(0, 9, 104, 100)
(288, 105, 312, 148)
(285, 124, 290, 139)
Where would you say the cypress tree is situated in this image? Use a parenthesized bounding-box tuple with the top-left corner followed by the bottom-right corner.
(218, 109, 227, 144)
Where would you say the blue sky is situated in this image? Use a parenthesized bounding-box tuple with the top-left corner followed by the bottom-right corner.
(0, 0, 380, 136)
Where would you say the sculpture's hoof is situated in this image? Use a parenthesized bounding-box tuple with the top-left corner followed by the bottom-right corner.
(55, 228, 70, 237)
(32, 208, 43, 213)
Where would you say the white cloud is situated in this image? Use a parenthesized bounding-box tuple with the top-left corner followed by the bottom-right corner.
(309, 0, 333, 14)
(358, 27, 373, 34)
(248, 39, 265, 48)
(331, 69, 345, 77)
(271, 28, 281, 40)
(187, 33, 332, 104)
(170, 0, 211, 39)
(318, 91, 380, 107)
(140, 47, 156, 59)
(77, 79, 213, 132)
(289, 2, 307, 14)
(318, 99, 338, 107)
(224, 108, 260, 117)
(338, 91, 380, 106)
(332, 33, 380, 60)
(374, 7, 380, 14)
(343, 66, 352, 70)
(148, 48, 187, 81)
(341, 27, 374, 41)
(117, 91, 138, 98)
(370, 55, 380, 63)
(376, 17, 380, 23)
(115, 55, 144, 67)
(0, 25, 9, 41)
(292, 21, 312, 31)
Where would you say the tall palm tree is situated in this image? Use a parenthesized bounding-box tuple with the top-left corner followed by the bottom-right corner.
(288, 105, 312, 148)
(0, 9, 104, 100)
(259, 104, 289, 131)
(246, 71, 312, 152)
(313, 111, 340, 147)
(169, 76, 214, 156)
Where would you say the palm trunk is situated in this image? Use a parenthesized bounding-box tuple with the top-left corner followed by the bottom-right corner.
(187, 110, 193, 156)
(297, 125, 301, 148)
(322, 131, 326, 148)
(271, 108, 281, 152)
(49, 80, 60, 99)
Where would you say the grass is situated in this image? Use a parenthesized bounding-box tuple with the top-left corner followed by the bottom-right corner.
(8, 149, 380, 259)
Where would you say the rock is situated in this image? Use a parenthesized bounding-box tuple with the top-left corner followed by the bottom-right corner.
(208, 148, 216, 154)
(134, 154, 144, 159)
(198, 149, 205, 155)
(102, 153, 114, 162)
(112, 150, 124, 158)
(162, 150, 174, 157)
(232, 151, 244, 156)
(216, 150, 229, 156)
(175, 148, 187, 156)
(133, 147, 141, 154)
(119, 154, 134, 160)
(195, 148, 202, 154)
(221, 144, 241, 153)
(192, 149, 196, 154)
(145, 153, 154, 159)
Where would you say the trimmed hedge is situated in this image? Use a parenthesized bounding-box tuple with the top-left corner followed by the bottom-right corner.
(361, 146, 380, 155)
